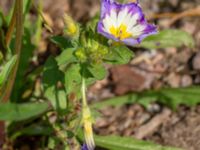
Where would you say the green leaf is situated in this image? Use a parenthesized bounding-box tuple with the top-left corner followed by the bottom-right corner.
(56, 48, 77, 66)
(92, 89, 159, 109)
(95, 135, 182, 150)
(0, 13, 2, 27)
(0, 11, 5, 27)
(10, 124, 53, 140)
(43, 56, 67, 112)
(159, 87, 200, 109)
(92, 86, 200, 110)
(43, 56, 64, 86)
(0, 55, 17, 86)
(23, 0, 32, 15)
(44, 87, 68, 114)
(64, 63, 82, 94)
(104, 46, 133, 65)
(86, 15, 99, 32)
(77, 131, 181, 150)
(11, 29, 35, 101)
(17, 125, 53, 136)
(92, 94, 135, 109)
(0, 102, 48, 121)
(48, 137, 60, 149)
(63, 63, 99, 96)
(33, 1, 43, 45)
(50, 36, 73, 50)
(87, 64, 107, 80)
(140, 29, 195, 49)
(0, 9, 8, 27)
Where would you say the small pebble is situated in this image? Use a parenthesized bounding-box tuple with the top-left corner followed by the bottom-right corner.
(181, 75, 193, 87)
(147, 103, 161, 114)
(166, 73, 181, 88)
(192, 52, 200, 70)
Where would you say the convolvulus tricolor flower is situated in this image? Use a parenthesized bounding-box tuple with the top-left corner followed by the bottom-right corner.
(98, 0, 157, 46)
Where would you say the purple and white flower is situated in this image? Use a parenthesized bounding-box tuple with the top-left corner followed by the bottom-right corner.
(97, 0, 157, 46)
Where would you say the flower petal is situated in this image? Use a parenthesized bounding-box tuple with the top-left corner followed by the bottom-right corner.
(97, 21, 119, 41)
(137, 24, 157, 42)
(81, 144, 89, 150)
(122, 38, 140, 46)
(100, 0, 120, 18)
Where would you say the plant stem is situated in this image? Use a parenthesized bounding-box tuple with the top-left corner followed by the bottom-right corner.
(14, 0, 23, 54)
(1, 0, 23, 102)
(81, 77, 87, 107)
(5, 2, 17, 47)
(0, 121, 5, 147)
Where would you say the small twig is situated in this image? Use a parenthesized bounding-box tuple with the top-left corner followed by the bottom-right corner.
(147, 6, 200, 26)
(168, 6, 200, 25)
(134, 108, 171, 139)
(147, 12, 178, 20)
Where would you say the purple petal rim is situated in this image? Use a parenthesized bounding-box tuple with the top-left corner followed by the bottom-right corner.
(81, 144, 88, 150)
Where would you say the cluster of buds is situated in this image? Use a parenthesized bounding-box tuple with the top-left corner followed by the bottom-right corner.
(75, 31, 109, 64)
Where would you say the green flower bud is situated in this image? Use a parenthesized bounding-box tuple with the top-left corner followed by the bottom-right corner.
(63, 14, 79, 39)
(82, 105, 95, 150)
(77, 29, 109, 64)
(99, 46, 109, 56)
(75, 48, 87, 62)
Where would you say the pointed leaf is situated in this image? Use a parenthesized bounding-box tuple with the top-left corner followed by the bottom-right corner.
(104, 46, 133, 65)
(0, 102, 48, 121)
(87, 64, 107, 80)
(0, 55, 17, 86)
(93, 86, 200, 110)
(140, 29, 195, 49)
(95, 135, 182, 150)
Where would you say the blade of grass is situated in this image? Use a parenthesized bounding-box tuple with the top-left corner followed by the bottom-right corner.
(5, 3, 17, 47)
(1, 0, 24, 102)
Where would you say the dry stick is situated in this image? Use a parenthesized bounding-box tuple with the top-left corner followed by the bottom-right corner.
(1, 0, 23, 102)
(147, 12, 178, 20)
(168, 6, 200, 25)
(147, 6, 200, 26)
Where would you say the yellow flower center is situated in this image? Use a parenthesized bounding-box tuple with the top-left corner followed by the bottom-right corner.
(110, 24, 132, 40)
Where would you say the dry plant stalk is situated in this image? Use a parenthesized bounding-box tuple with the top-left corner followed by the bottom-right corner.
(148, 6, 200, 26)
